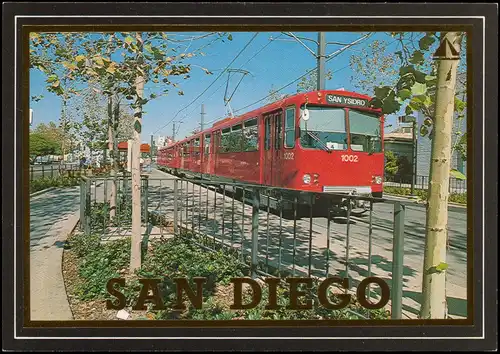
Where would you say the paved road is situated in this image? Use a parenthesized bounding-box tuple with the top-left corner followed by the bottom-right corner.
(89, 169, 467, 319)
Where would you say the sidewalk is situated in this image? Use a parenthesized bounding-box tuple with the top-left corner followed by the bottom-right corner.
(30, 186, 81, 321)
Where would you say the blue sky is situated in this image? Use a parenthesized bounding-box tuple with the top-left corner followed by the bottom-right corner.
(30, 31, 441, 142)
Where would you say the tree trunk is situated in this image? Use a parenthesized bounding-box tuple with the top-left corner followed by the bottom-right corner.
(61, 99, 67, 161)
(130, 32, 145, 272)
(420, 32, 463, 319)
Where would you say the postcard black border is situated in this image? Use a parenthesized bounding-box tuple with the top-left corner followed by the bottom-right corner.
(2, 2, 497, 352)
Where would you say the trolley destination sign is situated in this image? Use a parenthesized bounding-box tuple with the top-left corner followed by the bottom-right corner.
(326, 94, 369, 107)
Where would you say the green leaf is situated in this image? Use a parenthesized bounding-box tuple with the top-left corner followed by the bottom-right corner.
(409, 50, 425, 65)
(454, 97, 466, 112)
(134, 121, 142, 133)
(374, 86, 392, 99)
(381, 92, 401, 115)
(411, 82, 427, 96)
(423, 117, 433, 126)
(435, 262, 449, 272)
(105, 65, 116, 74)
(450, 169, 466, 180)
(399, 65, 415, 76)
(397, 89, 412, 100)
(124, 36, 134, 45)
(419, 34, 436, 51)
(227, 34, 233, 41)
(425, 75, 437, 81)
(47, 74, 58, 83)
(75, 55, 86, 62)
(420, 125, 429, 137)
(413, 94, 433, 108)
(368, 98, 383, 109)
(405, 105, 414, 115)
(414, 70, 427, 84)
(145, 43, 154, 54)
(94, 57, 104, 67)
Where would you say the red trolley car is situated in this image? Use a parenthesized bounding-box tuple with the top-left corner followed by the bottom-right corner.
(157, 90, 385, 215)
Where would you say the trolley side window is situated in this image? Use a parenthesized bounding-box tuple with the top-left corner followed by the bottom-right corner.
(274, 112, 283, 150)
(204, 134, 211, 155)
(264, 116, 271, 151)
(243, 117, 258, 152)
(220, 127, 231, 153)
(193, 138, 200, 158)
(228, 124, 242, 153)
(285, 106, 295, 148)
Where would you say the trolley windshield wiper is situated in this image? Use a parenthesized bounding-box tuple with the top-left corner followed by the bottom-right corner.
(306, 131, 332, 153)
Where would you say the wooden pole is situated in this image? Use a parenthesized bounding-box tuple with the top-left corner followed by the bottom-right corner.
(420, 31, 463, 319)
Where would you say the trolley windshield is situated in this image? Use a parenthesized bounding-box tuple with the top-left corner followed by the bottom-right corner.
(299, 106, 382, 153)
(299, 107, 347, 150)
(348, 109, 382, 153)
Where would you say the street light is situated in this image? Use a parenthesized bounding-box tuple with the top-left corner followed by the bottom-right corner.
(398, 115, 418, 196)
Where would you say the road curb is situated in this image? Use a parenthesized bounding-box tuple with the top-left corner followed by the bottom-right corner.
(30, 187, 56, 197)
(60, 211, 81, 321)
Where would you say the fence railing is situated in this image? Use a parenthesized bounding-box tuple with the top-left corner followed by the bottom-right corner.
(79, 175, 409, 319)
(384, 174, 467, 194)
(29, 163, 122, 181)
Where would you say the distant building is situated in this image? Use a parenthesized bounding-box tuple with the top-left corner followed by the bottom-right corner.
(156, 136, 167, 147)
(415, 72, 467, 177)
(384, 126, 413, 161)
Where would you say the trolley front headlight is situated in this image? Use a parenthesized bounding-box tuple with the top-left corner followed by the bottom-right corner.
(303, 174, 311, 184)
(373, 175, 383, 184)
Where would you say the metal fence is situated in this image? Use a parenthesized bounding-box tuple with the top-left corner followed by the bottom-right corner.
(30, 163, 86, 181)
(384, 174, 467, 194)
(80, 175, 409, 319)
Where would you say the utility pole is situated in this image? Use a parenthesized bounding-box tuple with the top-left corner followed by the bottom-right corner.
(150, 134, 154, 158)
(200, 104, 205, 131)
(317, 32, 326, 90)
(172, 121, 176, 142)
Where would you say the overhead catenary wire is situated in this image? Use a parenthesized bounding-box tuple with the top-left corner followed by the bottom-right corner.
(152, 32, 259, 135)
(180, 33, 284, 130)
(222, 33, 374, 117)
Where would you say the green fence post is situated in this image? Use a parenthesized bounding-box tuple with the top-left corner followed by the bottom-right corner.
(251, 187, 260, 279)
(173, 179, 179, 235)
(391, 202, 405, 319)
(79, 178, 85, 231)
(142, 175, 149, 225)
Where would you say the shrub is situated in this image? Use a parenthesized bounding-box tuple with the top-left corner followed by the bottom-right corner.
(383, 186, 466, 205)
(69, 232, 131, 301)
(30, 176, 80, 193)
